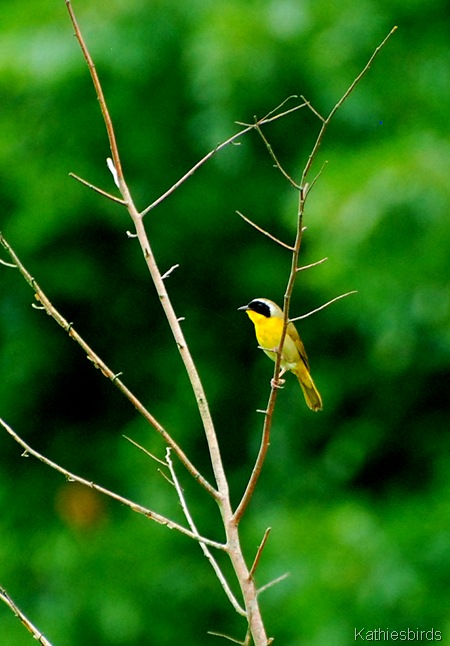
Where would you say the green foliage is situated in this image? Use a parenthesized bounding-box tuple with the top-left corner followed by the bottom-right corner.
(1, 0, 449, 644)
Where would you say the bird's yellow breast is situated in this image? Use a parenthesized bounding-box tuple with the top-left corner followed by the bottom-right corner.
(245, 309, 301, 370)
(247, 310, 284, 349)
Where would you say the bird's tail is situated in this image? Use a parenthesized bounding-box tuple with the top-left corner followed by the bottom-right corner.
(294, 366, 323, 412)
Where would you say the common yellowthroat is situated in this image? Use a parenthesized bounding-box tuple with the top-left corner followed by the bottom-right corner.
(238, 298, 323, 411)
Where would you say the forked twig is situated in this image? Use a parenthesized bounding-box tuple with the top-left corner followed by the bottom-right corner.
(165, 449, 246, 617)
(0, 233, 217, 500)
(235, 27, 397, 524)
(0, 418, 224, 550)
(254, 122, 299, 188)
(301, 26, 398, 185)
(66, 0, 124, 185)
(140, 98, 308, 218)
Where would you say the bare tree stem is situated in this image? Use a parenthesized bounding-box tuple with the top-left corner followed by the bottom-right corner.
(0, 587, 53, 646)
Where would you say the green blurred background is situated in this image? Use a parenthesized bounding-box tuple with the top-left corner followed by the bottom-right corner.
(1, 0, 449, 644)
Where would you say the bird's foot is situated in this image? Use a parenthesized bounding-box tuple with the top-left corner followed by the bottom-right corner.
(271, 377, 286, 389)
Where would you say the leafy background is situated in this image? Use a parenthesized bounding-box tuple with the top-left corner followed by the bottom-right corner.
(1, 0, 449, 644)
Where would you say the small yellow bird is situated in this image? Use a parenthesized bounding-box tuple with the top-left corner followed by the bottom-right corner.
(238, 298, 323, 411)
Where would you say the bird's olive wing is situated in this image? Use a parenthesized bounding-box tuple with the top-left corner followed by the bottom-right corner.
(287, 321, 310, 371)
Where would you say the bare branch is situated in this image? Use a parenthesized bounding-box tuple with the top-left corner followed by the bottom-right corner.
(165, 449, 246, 617)
(207, 631, 247, 645)
(69, 172, 126, 205)
(236, 95, 308, 128)
(0, 234, 217, 500)
(305, 160, 328, 195)
(236, 211, 294, 251)
(122, 435, 166, 466)
(141, 98, 308, 219)
(299, 95, 325, 122)
(257, 573, 290, 596)
(66, 1, 124, 184)
(0, 418, 225, 550)
(236, 29, 397, 526)
(290, 290, 358, 322)
(161, 264, 180, 280)
(248, 528, 272, 580)
(296, 257, 328, 272)
(301, 26, 398, 186)
(254, 122, 299, 188)
(0, 257, 17, 268)
(0, 587, 53, 646)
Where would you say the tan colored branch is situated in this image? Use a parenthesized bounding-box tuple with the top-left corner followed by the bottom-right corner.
(0, 234, 216, 500)
(0, 587, 53, 646)
(0, 419, 224, 550)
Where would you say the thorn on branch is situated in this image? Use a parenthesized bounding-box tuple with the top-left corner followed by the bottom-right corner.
(126, 231, 138, 238)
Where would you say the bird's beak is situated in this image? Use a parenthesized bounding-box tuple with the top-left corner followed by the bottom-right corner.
(237, 304, 249, 311)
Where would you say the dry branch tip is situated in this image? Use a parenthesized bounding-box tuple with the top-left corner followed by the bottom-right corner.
(291, 290, 358, 322)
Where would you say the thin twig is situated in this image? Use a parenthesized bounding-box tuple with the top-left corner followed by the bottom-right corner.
(0, 257, 17, 268)
(254, 122, 299, 188)
(66, 0, 124, 184)
(301, 26, 398, 186)
(305, 160, 328, 195)
(68, 0, 231, 504)
(296, 256, 328, 272)
(0, 418, 225, 550)
(0, 587, 53, 646)
(207, 631, 247, 645)
(69, 172, 126, 204)
(290, 290, 357, 322)
(236, 211, 294, 251)
(235, 95, 308, 128)
(63, 11, 272, 639)
(122, 435, 166, 466)
(161, 264, 180, 280)
(141, 99, 308, 218)
(0, 234, 217, 499)
(257, 573, 290, 596)
(236, 28, 397, 525)
(248, 528, 272, 580)
(299, 95, 325, 122)
(165, 449, 246, 616)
